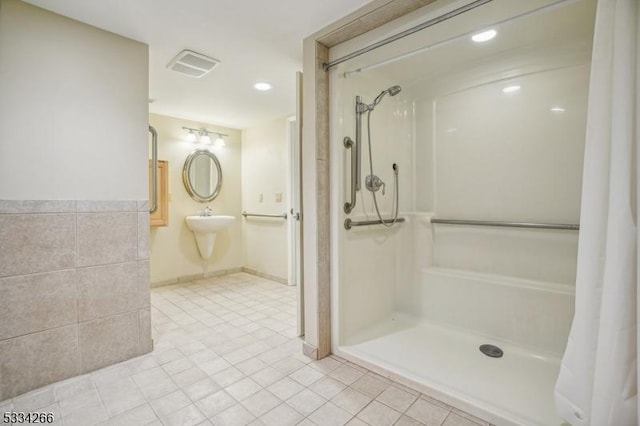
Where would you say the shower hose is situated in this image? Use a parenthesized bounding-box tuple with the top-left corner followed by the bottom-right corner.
(366, 109, 399, 227)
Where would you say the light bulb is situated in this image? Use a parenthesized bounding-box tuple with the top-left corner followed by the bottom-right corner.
(215, 136, 225, 147)
(200, 133, 211, 144)
(186, 130, 196, 142)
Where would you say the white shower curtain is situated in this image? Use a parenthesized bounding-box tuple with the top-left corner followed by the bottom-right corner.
(554, 0, 639, 425)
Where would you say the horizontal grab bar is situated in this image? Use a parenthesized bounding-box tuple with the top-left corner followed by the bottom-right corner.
(345, 217, 406, 230)
(242, 211, 287, 219)
(430, 218, 579, 231)
(149, 125, 158, 214)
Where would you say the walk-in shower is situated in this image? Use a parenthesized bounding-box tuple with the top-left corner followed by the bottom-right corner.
(330, 0, 595, 424)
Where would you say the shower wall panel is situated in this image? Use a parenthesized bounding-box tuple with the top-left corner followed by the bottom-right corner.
(332, 69, 417, 343)
(430, 65, 588, 284)
(433, 66, 588, 223)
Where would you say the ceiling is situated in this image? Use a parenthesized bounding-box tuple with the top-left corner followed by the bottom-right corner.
(23, 0, 373, 129)
(348, 0, 596, 98)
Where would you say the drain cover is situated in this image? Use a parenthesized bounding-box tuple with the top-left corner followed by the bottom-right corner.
(479, 344, 503, 358)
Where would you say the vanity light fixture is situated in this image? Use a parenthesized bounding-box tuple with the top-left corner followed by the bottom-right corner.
(471, 29, 497, 43)
(182, 127, 227, 146)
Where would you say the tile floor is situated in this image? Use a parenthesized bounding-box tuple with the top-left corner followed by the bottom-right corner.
(1, 273, 492, 426)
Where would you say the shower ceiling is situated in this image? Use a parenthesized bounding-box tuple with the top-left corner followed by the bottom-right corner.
(21, 0, 372, 129)
(342, 0, 596, 98)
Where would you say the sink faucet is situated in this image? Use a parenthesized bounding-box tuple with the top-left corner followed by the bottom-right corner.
(202, 206, 213, 216)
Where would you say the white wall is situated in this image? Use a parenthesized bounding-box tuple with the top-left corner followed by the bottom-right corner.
(0, 0, 148, 200)
(148, 113, 243, 284)
(241, 117, 290, 281)
(432, 66, 588, 224)
(427, 64, 587, 285)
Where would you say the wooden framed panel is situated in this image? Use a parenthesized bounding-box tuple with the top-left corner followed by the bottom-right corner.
(149, 160, 169, 227)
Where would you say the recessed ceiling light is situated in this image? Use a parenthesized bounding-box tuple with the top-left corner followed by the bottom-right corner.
(502, 85, 521, 94)
(551, 106, 566, 112)
(472, 29, 497, 43)
(254, 82, 272, 91)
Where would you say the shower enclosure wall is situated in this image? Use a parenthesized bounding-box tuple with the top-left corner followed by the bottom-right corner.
(329, 0, 595, 424)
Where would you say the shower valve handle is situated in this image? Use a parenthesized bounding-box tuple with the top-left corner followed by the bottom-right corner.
(365, 174, 385, 194)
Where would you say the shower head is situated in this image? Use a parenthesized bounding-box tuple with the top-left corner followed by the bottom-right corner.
(387, 85, 402, 96)
(371, 85, 402, 109)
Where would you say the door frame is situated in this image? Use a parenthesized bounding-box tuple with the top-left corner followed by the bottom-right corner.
(289, 71, 304, 336)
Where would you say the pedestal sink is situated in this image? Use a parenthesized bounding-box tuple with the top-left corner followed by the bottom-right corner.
(185, 215, 235, 259)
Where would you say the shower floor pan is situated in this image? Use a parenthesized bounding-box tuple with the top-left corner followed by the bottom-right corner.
(336, 316, 565, 426)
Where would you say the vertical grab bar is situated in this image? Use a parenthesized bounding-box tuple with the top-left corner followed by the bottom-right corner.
(149, 125, 158, 214)
(344, 136, 357, 213)
(354, 96, 362, 191)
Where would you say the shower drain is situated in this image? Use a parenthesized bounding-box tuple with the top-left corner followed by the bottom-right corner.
(479, 344, 503, 358)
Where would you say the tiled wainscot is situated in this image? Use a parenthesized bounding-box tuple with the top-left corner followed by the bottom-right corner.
(0, 200, 151, 401)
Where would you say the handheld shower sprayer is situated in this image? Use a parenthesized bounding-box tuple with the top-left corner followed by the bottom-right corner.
(357, 85, 402, 113)
(372, 85, 402, 108)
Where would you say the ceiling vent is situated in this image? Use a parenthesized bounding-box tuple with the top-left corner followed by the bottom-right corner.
(167, 49, 220, 78)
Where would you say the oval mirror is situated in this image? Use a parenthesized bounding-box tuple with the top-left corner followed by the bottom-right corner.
(182, 149, 222, 202)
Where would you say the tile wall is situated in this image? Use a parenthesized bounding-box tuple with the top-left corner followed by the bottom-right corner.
(0, 200, 152, 401)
